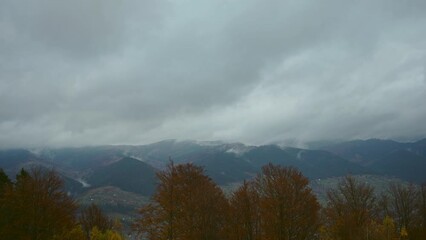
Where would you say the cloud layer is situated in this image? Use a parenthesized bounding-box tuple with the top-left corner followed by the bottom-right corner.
(1, 0, 426, 148)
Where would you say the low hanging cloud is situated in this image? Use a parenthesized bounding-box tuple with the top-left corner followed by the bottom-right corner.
(0, 0, 425, 148)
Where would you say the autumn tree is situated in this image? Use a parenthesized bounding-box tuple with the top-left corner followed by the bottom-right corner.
(79, 203, 114, 239)
(254, 164, 320, 240)
(228, 180, 261, 240)
(89, 226, 124, 240)
(0, 168, 12, 234)
(0, 168, 11, 193)
(52, 225, 86, 240)
(386, 183, 420, 240)
(418, 184, 426, 239)
(134, 162, 229, 240)
(324, 175, 377, 240)
(0, 168, 78, 239)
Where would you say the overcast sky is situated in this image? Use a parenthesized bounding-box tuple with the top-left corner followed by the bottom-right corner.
(1, 0, 426, 148)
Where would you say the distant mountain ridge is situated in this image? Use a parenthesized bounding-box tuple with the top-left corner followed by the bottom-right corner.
(0, 138, 425, 199)
(322, 138, 426, 164)
(322, 138, 426, 183)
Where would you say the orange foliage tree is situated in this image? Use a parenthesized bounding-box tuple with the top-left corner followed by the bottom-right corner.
(385, 183, 426, 240)
(228, 180, 261, 240)
(134, 162, 229, 240)
(79, 203, 114, 239)
(324, 176, 377, 240)
(0, 168, 78, 239)
(419, 184, 426, 239)
(255, 164, 320, 240)
(230, 164, 320, 240)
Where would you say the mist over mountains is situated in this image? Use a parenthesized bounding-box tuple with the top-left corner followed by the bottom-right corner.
(1, 137, 425, 225)
(1, 138, 425, 194)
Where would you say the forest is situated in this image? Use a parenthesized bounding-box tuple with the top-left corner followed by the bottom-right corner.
(1, 163, 425, 240)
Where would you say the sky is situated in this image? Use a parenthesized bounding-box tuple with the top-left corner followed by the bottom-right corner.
(1, 0, 426, 148)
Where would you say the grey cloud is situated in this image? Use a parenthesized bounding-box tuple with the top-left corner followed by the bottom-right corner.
(0, 0, 426, 148)
(0, 0, 164, 58)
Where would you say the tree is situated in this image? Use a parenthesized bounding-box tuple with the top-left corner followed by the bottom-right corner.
(134, 162, 229, 240)
(79, 203, 114, 239)
(419, 184, 426, 239)
(90, 226, 124, 240)
(324, 175, 377, 240)
(387, 183, 419, 239)
(254, 164, 320, 240)
(382, 215, 397, 240)
(0, 167, 78, 239)
(0, 168, 11, 193)
(228, 180, 261, 240)
(53, 225, 86, 240)
(0, 168, 12, 235)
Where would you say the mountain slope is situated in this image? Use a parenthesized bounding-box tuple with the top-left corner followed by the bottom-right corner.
(0, 149, 35, 170)
(322, 139, 404, 166)
(283, 148, 372, 179)
(245, 145, 299, 168)
(38, 146, 124, 170)
(87, 157, 157, 196)
(3, 138, 426, 191)
(192, 151, 257, 185)
(321, 138, 426, 183)
(370, 149, 426, 183)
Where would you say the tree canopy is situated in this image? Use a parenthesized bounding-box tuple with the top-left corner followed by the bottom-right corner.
(134, 162, 229, 240)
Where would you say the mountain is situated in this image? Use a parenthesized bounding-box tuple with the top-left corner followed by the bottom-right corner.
(32, 140, 370, 186)
(369, 149, 426, 183)
(409, 138, 426, 157)
(124, 141, 370, 184)
(37, 146, 124, 171)
(2, 138, 425, 195)
(322, 139, 404, 166)
(87, 157, 157, 196)
(282, 147, 372, 179)
(0, 150, 84, 195)
(116, 140, 232, 169)
(126, 141, 370, 184)
(0, 149, 36, 172)
(245, 145, 299, 168)
(322, 138, 426, 183)
(3, 138, 425, 231)
(190, 151, 256, 185)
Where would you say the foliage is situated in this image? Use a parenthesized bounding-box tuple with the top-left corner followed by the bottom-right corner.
(80, 203, 114, 239)
(0, 168, 78, 239)
(387, 183, 419, 236)
(255, 164, 320, 239)
(0, 167, 125, 240)
(0, 168, 11, 190)
(323, 175, 377, 240)
(228, 164, 320, 240)
(228, 180, 261, 240)
(53, 225, 86, 240)
(135, 163, 320, 240)
(134, 162, 229, 240)
(90, 227, 124, 240)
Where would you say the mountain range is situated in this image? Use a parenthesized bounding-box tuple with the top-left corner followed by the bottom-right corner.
(1, 138, 425, 217)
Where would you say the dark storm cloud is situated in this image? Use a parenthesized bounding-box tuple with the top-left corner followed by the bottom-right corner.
(0, 0, 425, 148)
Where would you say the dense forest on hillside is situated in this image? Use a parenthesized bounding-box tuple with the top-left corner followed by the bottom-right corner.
(1, 162, 425, 240)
